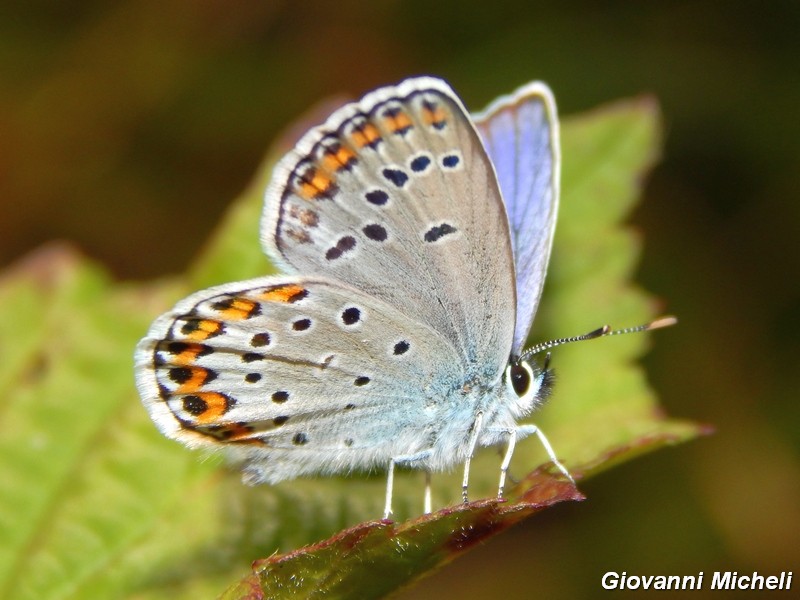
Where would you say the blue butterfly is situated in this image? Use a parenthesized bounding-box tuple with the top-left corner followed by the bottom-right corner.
(135, 78, 673, 518)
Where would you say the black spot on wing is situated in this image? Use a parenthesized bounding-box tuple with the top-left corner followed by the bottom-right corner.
(341, 307, 361, 325)
(410, 155, 431, 173)
(362, 223, 388, 241)
(365, 190, 389, 206)
(250, 333, 271, 347)
(326, 236, 356, 260)
(393, 340, 410, 355)
(292, 318, 312, 331)
(272, 391, 289, 403)
(424, 223, 457, 243)
(382, 168, 408, 188)
(442, 154, 460, 168)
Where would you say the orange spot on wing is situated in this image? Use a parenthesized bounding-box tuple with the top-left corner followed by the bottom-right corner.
(261, 284, 307, 303)
(385, 111, 412, 133)
(423, 105, 447, 128)
(177, 366, 213, 394)
(351, 122, 381, 148)
(226, 426, 265, 443)
(192, 392, 231, 424)
(322, 144, 356, 171)
(312, 171, 333, 190)
(185, 319, 223, 341)
(172, 343, 207, 365)
(297, 168, 336, 200)
(194, 420, 264, 442)
(217, 297, 259, 320)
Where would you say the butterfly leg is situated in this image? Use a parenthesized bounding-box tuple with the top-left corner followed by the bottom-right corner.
(516, 424, 575, 485)
(384, 459, 396, 520)
(462, 412, 484, 503)
(423, 470, 432, 514)
(385, 449, 434, 519)
(497, 427, 517, 499)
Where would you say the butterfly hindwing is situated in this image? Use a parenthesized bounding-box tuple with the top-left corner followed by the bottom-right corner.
(474, 82, 560, 355)
(134, 276, 463, 482)
(262, 77, 516, 377)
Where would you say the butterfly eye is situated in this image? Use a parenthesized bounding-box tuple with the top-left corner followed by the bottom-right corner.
(509, 363, 531, 397)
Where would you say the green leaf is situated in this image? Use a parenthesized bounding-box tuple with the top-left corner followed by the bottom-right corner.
(0, 96, 706, 600)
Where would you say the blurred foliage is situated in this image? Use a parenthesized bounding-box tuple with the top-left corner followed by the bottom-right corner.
(0, 1, 797, 599)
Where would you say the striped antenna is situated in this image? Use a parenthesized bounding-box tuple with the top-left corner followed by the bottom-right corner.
(520, 316, 677, 362)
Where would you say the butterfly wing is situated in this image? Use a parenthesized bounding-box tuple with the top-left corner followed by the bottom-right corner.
(261, 77, 516, 379)
(134, 277, 464, 483)
(473, 82, 560, 356)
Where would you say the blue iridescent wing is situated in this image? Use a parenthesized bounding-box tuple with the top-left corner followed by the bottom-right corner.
(474, 82, 560, 356)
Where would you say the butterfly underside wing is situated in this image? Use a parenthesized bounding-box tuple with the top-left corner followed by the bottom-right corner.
(136, 277, 465, 482)
(262, 77, 517, 373)
(136, 78, 528, 484)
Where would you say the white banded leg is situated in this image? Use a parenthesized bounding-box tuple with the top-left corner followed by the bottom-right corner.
(462, 412, 484, 503)
(497, 428, 517, 499)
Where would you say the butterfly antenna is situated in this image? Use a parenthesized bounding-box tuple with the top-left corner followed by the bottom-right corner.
(520, 316, 677, 362)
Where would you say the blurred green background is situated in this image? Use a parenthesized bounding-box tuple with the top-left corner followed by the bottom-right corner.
(1, 1, 797, 598)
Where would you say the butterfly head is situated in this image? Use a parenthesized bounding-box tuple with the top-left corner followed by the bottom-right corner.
(504, 353, 554, 419)
(506, 316, 678, 418)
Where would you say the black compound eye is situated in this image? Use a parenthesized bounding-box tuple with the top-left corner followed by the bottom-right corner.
(510, 364, 531, 397)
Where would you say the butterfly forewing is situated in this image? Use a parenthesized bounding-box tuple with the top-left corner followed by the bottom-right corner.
(262, 77, 516, 377)
(474, 83, 560, 355)
(135, 277, 463, 480)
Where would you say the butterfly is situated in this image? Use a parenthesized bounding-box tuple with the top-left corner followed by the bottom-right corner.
(135, 77, 673, 519)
